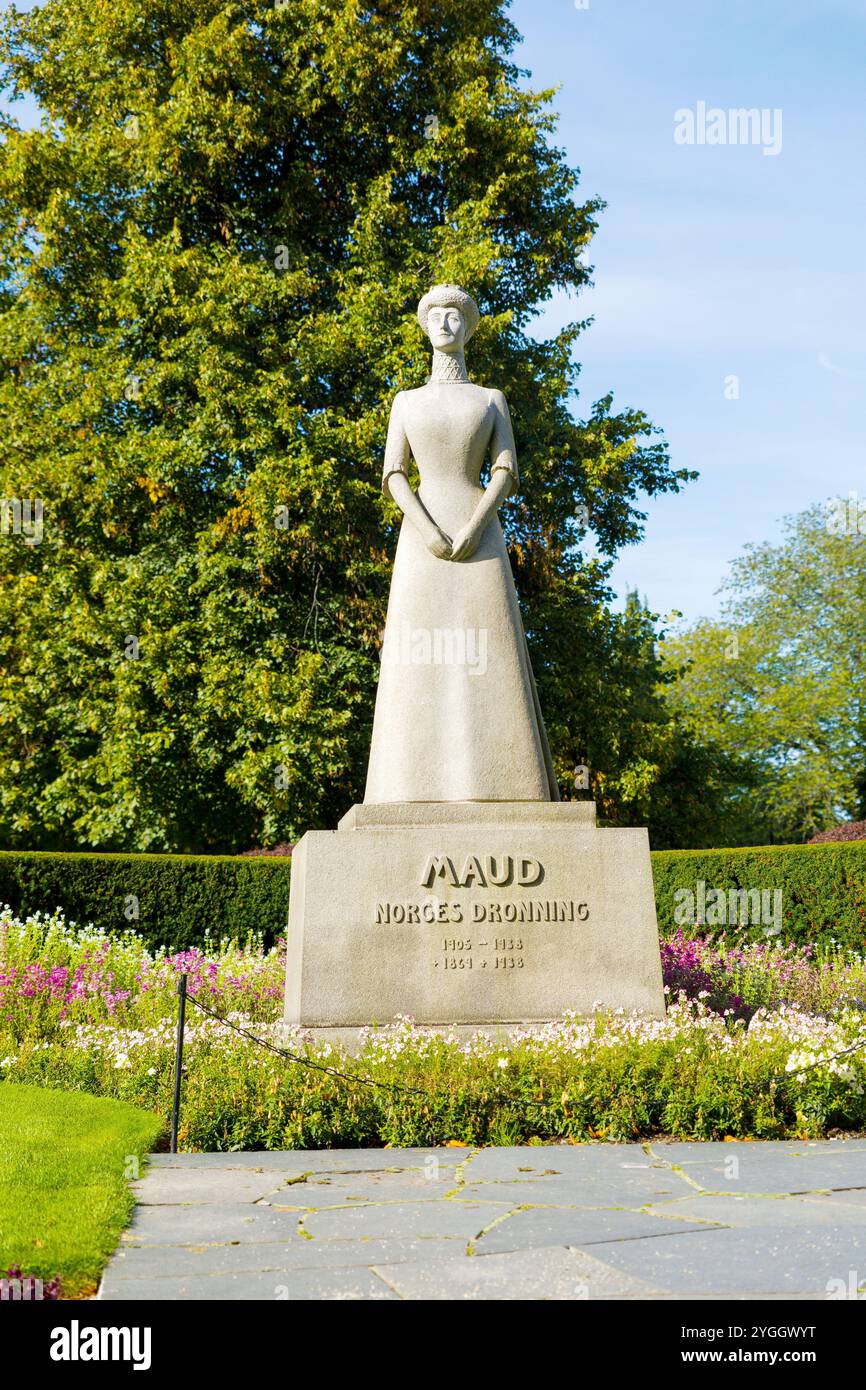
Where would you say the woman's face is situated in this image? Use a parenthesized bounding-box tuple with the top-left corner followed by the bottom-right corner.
(426, 305, 466, 353)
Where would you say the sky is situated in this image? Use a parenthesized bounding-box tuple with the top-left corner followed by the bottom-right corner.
(509, 0, 866, 623)
(2, 1, 863, 625)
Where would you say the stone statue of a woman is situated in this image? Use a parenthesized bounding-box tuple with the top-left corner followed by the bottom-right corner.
(364, 284, 560, 804)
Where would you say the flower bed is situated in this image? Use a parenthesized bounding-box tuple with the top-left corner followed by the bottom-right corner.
(660, 928, 866, 1020)
(2, 908, 866, 1147)
(0, 909, 283, 1039)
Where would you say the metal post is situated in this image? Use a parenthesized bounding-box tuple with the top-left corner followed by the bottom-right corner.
(170, 973, 188, 1154)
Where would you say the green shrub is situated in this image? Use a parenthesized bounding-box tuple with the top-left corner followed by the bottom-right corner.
(0, 851, 291, 951)
(652, 842, 866, 950)
(6, 1001, 866, 1147)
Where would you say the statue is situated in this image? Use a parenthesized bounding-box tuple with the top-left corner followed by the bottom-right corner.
(364, 284, 559, 804)
(281, 285, 665, 1033)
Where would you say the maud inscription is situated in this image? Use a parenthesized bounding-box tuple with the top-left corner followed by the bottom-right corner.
(421, 853, 543, 888)
(373, 853, 590, 947)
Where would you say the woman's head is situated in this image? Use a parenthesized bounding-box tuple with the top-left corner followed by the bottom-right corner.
(417, 284, 480, 353)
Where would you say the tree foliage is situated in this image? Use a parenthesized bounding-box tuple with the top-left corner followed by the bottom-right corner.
(0, 0, 692, 850)
(662, 505, 866, 844)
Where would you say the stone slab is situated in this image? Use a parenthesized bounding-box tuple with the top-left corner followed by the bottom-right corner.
(579, 1224, 866, 1296)
(101, 1267, 397, 1301)
(302, 1198, 515, 1241)
(800, 1191, 866, 1211)
(458, 1175, 685, 1207)
(647, 1141, 866, 1195)
(651, 1137, 866, 1162)
(373, 1245, 660, 1300)
(645, 1193, 866, 1228)
(131, 1168, 292, 1205)
(472, 1206, 715, 1253)
(121, 1203, 309, 1246)
(148, 1147, 473, 1171)
(461, 1144, 660, 1179)
(101, 1235, 471, 1282)
(338, 800, 597, 830)
(272, 1170, 459, 1206)
(284, 817, 664, 1026)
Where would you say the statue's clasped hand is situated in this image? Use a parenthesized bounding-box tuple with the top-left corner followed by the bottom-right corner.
(425, 521, 480, 562)
(448, 522, 481, 562)
(425, 525, 453, 560)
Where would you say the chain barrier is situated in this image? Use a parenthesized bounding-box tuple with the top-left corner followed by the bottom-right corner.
(167, 976, 866, 1142)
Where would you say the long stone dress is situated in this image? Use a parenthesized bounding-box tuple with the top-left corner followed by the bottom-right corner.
(364, 380, 560, 803)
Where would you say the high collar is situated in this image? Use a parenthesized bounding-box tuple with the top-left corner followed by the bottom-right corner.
(428, 348, 470, 383)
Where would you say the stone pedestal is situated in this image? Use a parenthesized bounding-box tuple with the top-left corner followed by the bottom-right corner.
(283, 803, 665, 1030)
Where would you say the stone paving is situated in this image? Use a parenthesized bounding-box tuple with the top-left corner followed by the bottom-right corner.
(99, 1140, 866, 1300)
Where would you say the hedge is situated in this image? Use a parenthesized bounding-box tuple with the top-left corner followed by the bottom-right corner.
(652, 841, 866, 951)
(0, 851, 291, 952)
(2, 840, 865, 953)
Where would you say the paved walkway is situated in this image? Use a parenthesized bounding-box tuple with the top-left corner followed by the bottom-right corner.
(100, 1140, 866, 1300)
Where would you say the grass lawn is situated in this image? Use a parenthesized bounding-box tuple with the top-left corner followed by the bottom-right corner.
(0, 1083, 163, 1298)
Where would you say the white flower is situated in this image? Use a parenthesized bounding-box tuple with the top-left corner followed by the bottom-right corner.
(496, 1057, 508, 1069)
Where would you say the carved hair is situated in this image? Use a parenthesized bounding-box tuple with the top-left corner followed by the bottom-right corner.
(416, 284, 480, 343)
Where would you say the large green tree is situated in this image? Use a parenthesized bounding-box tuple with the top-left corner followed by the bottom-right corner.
(0, 0, 692, 851)
(661, 504, 866, 845)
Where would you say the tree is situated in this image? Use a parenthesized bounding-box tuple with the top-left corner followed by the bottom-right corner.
(0, 0, 692, 851)
(661, 504, 866, 844)
(548, 588, 746, 850)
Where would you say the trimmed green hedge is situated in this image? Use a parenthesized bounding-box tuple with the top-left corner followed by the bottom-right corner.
(0, 851, 291, 952)
(652, 842, 866, 950)
(2, 840, 865, 953)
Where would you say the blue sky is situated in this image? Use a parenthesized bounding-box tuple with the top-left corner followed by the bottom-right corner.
(3, 1, 863, 625)
(510, 0, 866, 623)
